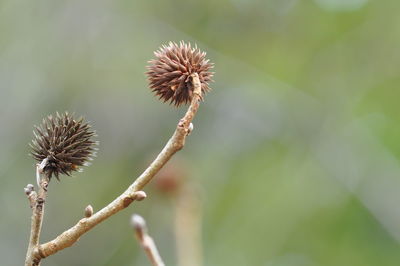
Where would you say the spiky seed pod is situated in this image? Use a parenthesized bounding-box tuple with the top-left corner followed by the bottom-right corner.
(146, 41, 214, 106)
(30, 112, 97, 180)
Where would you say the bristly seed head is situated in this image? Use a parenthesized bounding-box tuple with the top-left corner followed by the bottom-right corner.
(146, 41, 214, 106)
(30, 112, 98, 180)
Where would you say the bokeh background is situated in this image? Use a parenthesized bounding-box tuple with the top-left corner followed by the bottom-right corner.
(1, 0, 400, 265)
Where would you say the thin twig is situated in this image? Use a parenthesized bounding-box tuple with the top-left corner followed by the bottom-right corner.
(131, 214, 165, 266)
(25, 162, 50, 266)
(31, 73, 202, 262)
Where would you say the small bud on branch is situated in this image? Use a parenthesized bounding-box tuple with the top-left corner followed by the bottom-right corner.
(84, 205, 94, 218)
(24, 184, 35, 195)
(133, 191, 147, 201)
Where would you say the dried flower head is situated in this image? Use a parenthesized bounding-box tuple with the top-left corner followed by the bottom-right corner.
(146, 41, 214, 106)
(30, 112, 97, 180)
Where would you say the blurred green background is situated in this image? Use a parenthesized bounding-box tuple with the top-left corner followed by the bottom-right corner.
(1, 0, 400, 265)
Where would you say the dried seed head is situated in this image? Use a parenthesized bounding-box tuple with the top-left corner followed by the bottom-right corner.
(30, 112, 97, 180)
(146, 41, 214, 106)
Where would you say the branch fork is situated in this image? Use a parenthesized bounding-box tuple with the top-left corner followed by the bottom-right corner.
(24, 73, 203, 266)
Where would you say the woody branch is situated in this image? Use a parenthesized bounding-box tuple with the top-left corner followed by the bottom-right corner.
(24, 73, 202, 264)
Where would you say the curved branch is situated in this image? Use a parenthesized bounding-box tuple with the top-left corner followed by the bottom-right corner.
(33, 73, 202, 261)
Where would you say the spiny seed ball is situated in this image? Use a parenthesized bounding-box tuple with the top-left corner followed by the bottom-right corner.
(30, 112, 97, 180)
(146, 41, 214, 106)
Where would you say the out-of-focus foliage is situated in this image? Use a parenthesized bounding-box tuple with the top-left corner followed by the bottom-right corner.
(1, 0, 400, 265)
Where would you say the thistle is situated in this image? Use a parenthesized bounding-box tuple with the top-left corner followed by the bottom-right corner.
(146, 41, 214, 106)
(30, 112, 97, 180)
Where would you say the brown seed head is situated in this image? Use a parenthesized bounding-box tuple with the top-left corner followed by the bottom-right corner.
(146, 41, 214, 106)
(30, 112, 97, 180)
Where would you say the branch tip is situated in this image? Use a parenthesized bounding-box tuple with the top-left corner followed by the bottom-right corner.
(131, 214, 165, 266)
(131, 214, 147, 236)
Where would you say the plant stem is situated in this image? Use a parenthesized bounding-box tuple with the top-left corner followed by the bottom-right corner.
(32, 73, 202, 262)
(25, 166, 50, 266)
